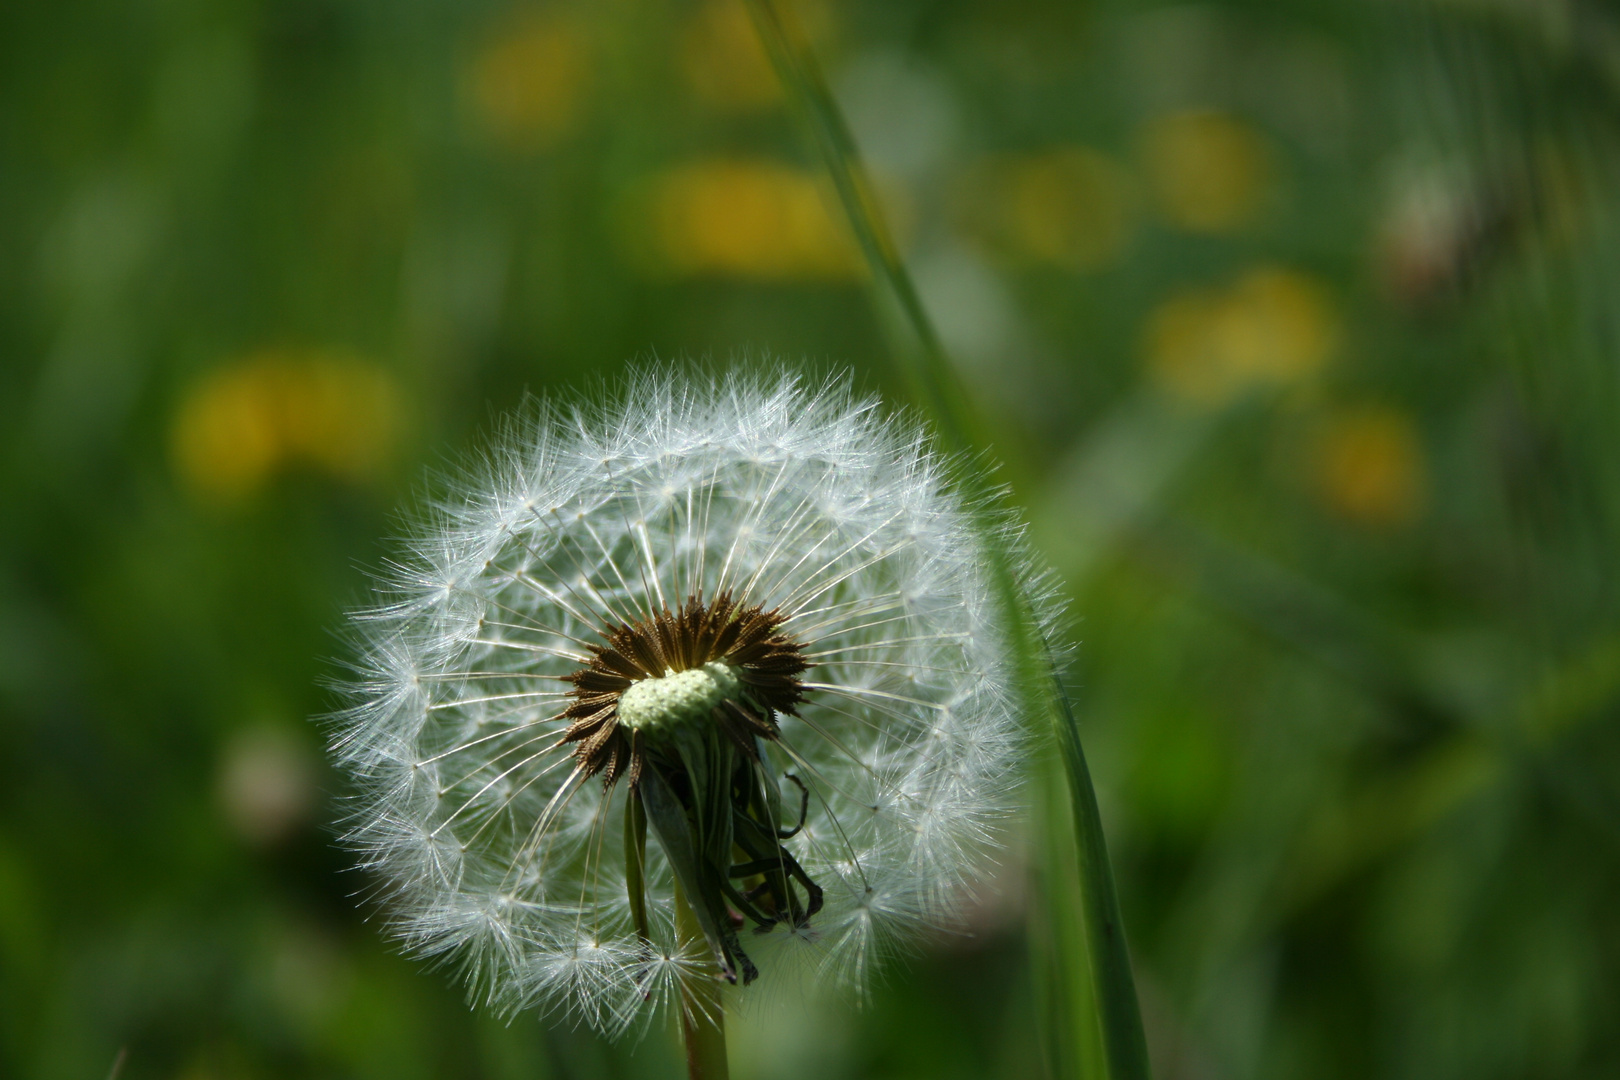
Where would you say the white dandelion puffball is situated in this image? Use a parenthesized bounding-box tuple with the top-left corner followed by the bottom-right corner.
(331, 370, 1041, 1035)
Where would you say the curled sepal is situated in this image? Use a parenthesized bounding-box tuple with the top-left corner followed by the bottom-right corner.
(638, 765, 757, 985)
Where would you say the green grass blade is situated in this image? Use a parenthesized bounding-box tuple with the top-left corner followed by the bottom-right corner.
(742, 4, 1152, 1077)
(1048, 666, 1154, 1080)
(740, 0, 974, 454)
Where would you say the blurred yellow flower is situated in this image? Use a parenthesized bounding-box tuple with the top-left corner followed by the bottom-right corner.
(1310, 406, 1427, 528)
(1146, 266, 1337, 405)
(620, 158, 867, 281)
(465, 11, 590, 152)
(172, 350, 403, 501)
(957, 147, 1135, 270)
(1140, 110, 1273, 233)
(678, 0, 836, 113)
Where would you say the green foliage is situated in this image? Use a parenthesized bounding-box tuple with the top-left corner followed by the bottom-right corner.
(2, 1, 1617, 1078)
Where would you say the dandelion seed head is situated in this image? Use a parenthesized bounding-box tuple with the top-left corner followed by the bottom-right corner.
(327, 368, 1052, 1031)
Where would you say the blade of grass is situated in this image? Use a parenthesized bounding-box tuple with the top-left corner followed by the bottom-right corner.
(1043, 659, 1153, 1080)
(740, 0, 974, 454)
(743, 4, 1152, 1078)
(1031, 751, 1109, 1080)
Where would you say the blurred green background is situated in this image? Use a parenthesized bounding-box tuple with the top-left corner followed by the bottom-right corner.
(3, 0, 1619, 1077)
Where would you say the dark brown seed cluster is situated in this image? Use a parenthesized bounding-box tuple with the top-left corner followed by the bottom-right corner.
(561, 591, 810, 790)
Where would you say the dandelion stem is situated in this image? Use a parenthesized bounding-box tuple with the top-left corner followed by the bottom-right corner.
(746, 4, 1153, 1078)
(674, 881, 730, 1080)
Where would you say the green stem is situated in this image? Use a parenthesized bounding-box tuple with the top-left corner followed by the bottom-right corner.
(743, 4, 1152, 1078)
(674, 882, 729, 1080)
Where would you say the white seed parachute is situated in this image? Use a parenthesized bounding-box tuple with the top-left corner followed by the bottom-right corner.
(328, 369, 1047, 1035)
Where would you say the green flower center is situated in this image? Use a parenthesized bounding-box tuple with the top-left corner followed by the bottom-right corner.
(617, 661, 742, 732)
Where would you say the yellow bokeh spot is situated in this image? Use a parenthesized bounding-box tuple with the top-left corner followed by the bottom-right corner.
(172, 350, 403, 501)
(1310, 406, 1427, 528)
(1146, 266, 1337, 406)
(621, 158, 868, 281)
(1140, 110, 1273, 233)
(959, 147, 1135, 270)
(678, 0, 836, 113)
(466, 12, 590, 152)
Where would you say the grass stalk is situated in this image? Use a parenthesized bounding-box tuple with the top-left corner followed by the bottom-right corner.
(740, 0, 974, 453)
(1030, 752, 1108, 1080)
(743, 3, 1152, 1077)
(1048, 670, 1153, 1080)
